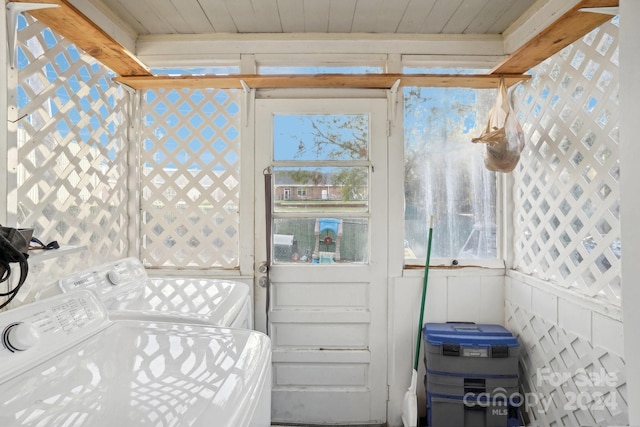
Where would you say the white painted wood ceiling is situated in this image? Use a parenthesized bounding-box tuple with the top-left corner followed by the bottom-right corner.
(89, 0, 538, 35)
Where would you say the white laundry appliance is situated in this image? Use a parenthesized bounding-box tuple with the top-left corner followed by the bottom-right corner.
(0, 290, 271, 427)
(58, 257, 252, 328)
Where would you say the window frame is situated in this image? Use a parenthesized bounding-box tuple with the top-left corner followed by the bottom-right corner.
(400, 77, 506, 270)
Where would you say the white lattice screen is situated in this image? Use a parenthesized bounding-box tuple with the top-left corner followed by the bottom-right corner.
(512, 18, 620, 306)
(15, 16, 129, 258)
(508, 17, 627, 427)
(140, 89, 241, 269)
(506, 300, 627, 427)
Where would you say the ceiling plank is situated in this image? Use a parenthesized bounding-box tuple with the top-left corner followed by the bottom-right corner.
(277, 0, 306, 33)
(442, 0, 490, 34)
(327, 0, 357, 33)
(396, 0, 437, 34)
(423, 0, 464, 34)
(14, 0, 152, 76)
(491, 0, 618, 74)
(114, 73, 530, 90)
(303, 0, 331, 32)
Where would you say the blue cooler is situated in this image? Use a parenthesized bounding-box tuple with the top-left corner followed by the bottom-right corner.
(423, 323, 521, 427)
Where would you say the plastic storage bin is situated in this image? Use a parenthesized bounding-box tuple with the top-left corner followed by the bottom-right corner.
(425, 372, 519, 397)
(427, 393, 521, 427)
(423, 322, 519, 376)
(423, 322, 521, 427)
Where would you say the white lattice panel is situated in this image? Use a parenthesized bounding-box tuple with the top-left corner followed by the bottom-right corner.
(506, 300, 628, 427)
(141, 89, 241, 269)
(15, 16, 129, 258)
(512, 18, 621, 305)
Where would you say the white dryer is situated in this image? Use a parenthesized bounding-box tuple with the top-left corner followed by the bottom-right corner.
(0, 290, 271, 426)
(58, 257, 252, 328)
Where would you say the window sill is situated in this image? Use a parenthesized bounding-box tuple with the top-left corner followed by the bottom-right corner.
(405, 257, 505, 268)
(402, 258, 505, 277)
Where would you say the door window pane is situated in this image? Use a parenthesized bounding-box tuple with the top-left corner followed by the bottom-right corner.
(274, 114, 369, 161)
(273, 166, 369, 213)
(271, 110, 372, 265)
(273, 218, 369, 264)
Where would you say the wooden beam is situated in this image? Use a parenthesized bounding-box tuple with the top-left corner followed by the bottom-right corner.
(114, 73, 530, 90)
(11, 0, 151, 77)
(492, 0, 618, 74)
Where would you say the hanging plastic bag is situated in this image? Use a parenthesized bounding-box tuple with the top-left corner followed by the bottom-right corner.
(472, 77, 525, 173)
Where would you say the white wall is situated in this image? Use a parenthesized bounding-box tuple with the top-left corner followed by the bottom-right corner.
(387, 267, 505, 426)
(0, 3, 7, 225)
(619, 0, 640, 424)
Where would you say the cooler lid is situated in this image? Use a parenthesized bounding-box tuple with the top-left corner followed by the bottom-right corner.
(424, 323, 519, 348)
(424, 322, 513, 337)
(424, 332, 519, 348)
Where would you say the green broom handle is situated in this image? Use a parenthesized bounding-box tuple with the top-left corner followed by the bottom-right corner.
(414, 216, 434, 371)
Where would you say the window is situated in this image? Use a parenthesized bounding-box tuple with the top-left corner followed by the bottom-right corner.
(403, 70, 498, 262)
(151, 66, 240, 76)
(259, 65, 383, 74)
(270, 112, 372, 264)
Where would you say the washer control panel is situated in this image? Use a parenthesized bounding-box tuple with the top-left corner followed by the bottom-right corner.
(0, 290, 108, 381)
(58, 257, 147, 309)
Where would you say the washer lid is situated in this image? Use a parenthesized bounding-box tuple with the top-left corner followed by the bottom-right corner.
(131, 277, 251, 325)
(0, 319, 271, 427)
(59, 259, 251, 327)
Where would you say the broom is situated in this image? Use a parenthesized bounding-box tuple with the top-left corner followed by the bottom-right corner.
(401, 216, 434, 427)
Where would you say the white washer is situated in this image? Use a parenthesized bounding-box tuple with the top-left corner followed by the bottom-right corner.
(0, 290, 271, 427)
(58, 257, 252, 328)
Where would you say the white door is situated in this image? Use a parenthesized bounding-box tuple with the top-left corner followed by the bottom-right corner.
(255, 98, 388, 424)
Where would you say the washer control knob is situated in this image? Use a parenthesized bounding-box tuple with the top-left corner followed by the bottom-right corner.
(107, 270, 122, 285)
(4, 322, 40, 352)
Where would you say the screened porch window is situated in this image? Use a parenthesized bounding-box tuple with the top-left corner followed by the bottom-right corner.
(403, 70, 498, 262)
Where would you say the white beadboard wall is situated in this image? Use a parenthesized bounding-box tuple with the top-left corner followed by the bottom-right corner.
(387, 267, 505, 426)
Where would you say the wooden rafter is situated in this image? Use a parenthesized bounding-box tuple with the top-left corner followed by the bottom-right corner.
(492, 0, 619, 75)
(114, 73, 530, 90)
(10, 0, 151, 77)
